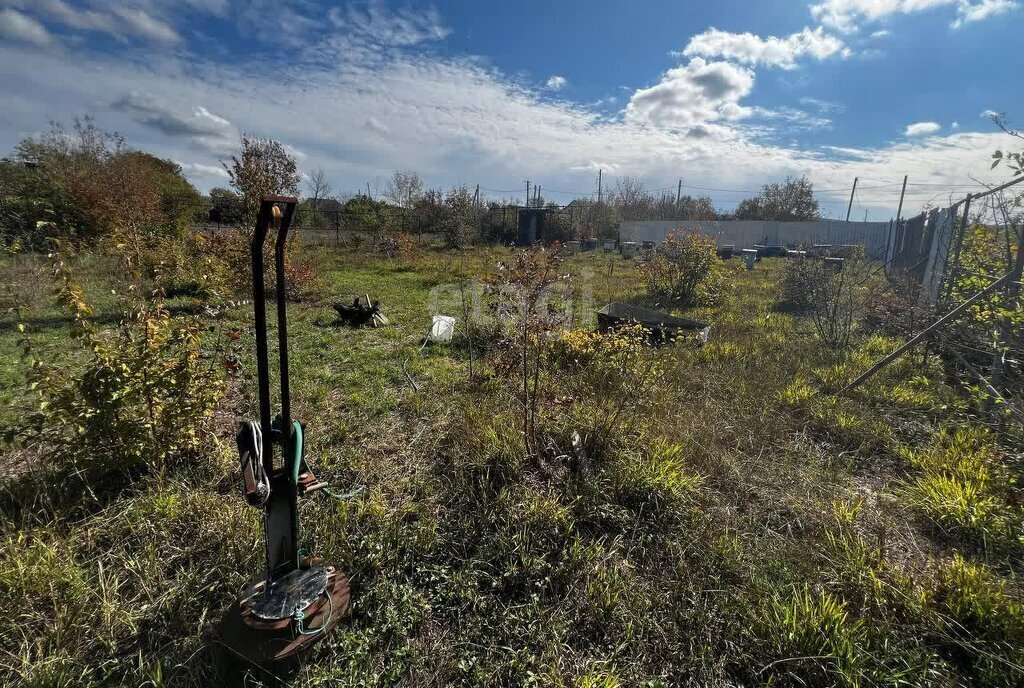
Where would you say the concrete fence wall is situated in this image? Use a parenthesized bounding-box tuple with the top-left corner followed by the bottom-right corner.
(618, 220, 891, 259)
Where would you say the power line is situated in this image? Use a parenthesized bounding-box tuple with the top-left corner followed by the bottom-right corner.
(860, 177, 996, 188)
(475, 176, 981, 212)
(479, 186, 525, 194)
(542, 188, 598, 196)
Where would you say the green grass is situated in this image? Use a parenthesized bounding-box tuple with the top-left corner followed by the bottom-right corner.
(0, 246, 1022, 686)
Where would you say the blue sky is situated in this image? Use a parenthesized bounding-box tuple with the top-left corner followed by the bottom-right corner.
(0, 0, 1020, 219)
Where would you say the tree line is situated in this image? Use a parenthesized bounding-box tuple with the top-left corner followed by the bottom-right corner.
(1, 116, 823, 250)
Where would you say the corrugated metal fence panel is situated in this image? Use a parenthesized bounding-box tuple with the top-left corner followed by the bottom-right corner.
(922, 208, 955, 301)
(618, 220, 891, 258)
(882, 208, 956, 303)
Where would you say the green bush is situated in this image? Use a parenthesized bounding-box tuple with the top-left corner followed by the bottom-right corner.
(9, 255, 226, 480)
(779, 255, 820, 313)
(146, 232, 232, 299)
(546, 324, 665, 459)
(638, 230, 724, 307)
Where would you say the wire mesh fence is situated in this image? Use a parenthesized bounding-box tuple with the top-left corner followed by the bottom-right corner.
(202, 200, 608, 248)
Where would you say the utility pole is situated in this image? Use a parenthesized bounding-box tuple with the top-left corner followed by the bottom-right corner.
(473, 184, 480, 208)
(895, 175, 908, 226)
(525, 180, 530, 208)
(845, 177, 858, 222)
(864, 209, 868, 222)
(535, 185, 541, 207)
(366, 182, 372, 199)
(676, 179, 682, 206)
(597, 169, 602, 204)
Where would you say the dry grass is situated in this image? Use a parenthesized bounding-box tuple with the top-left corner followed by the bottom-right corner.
(0, 246, 1021, 687)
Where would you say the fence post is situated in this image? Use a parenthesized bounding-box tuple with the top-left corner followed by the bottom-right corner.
(944, 193, 972, 299)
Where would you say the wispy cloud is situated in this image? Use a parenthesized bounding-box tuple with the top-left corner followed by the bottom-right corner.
(0, 8, 54, 47)
(951, 0, 1018, 28)
(750, 106, 834, 131)
(114, 7, 179, 43)
(327, 2, 451, 46)
(3, 0, 182, 44)
(811, 0, 955, 32)
(0, 1, 1010, 219)
(177, 161, 229, 179)
(799, 96, 845, 113)
(809, 0, 1015, 32)
(112, 91, 233, 150)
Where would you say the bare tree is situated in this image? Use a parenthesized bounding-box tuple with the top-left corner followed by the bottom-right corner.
(305, 168, 332, 213)
(384, 170, 424, 209)
(613, 176, 647, 207)
(613, 176, 657, 220)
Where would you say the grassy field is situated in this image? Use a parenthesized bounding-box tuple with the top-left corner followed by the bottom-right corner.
(0, 244, 1021, 687)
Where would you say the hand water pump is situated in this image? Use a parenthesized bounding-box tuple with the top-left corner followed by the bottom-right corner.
(218, 195, 350, 676)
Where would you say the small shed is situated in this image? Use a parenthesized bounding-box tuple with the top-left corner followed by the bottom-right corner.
(517, 208, 555, 245)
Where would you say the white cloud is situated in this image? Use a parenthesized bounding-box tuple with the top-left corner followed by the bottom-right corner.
(951, 0, 1018, 27)
(682, 26, 848, 69)
(113, 7, 180, 43)
(799, 96, 845, 113)
(904, 121, 941, 136)
(193, 106, 230, 129)
(809, 0, 1014, 31)
(870, 29, 891, 38)
(750, 106, 834, 131)
(283, 143, 307, 161)
(2, 0, 182, 43)
(811, 0, 952, 32)
(30, 0, 116, 33)
(546, 75, 567, 91)
(327, 3, 450, 46)
(365, 117, 390, 134)
(951, 121, 959, 129)
(177, 161, 229, 178)
(171, 0, 230, 16)
(0, 8, 54, 47)
(625, 58, 755, 129)
(112, 91, 233, 150)
(0, 3, 1010, 220)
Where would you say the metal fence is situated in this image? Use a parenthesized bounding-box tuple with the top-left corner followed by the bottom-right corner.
(856, 175, 1024, 425)
(204, 203, 586, 247)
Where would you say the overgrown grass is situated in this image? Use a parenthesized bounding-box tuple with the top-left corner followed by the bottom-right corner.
(0, 247, 1021, 687)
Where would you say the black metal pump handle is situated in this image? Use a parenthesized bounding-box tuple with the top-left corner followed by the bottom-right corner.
(250, 195, 297, 475)
(250, 195, 300, 580)
(275, 200, 296, 461)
